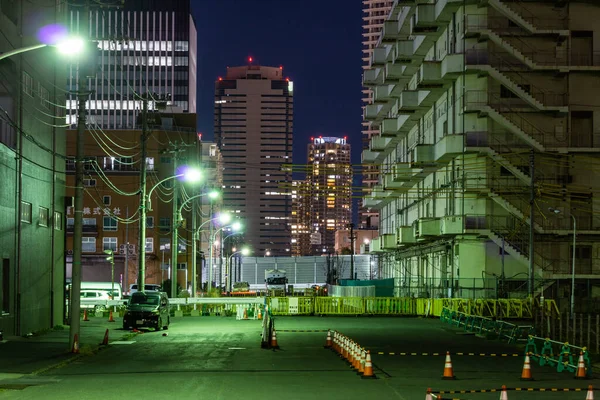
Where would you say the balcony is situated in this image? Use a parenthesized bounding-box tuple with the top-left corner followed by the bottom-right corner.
(370, 135, 392, 152)
(380, 115, 410, 137)
(414, 4, 436, 28)
(384, 63, 407, 82)
(398, 90, 429, 112)
(394, 40, 416, 63)
(441, 53, 463, 78)
(383, 162, 423, 189)
(372, 46, 393, 67)
(381, 20, 401, 43)
(363, 68, 383, 87)
(381, 232, 398, 250)
(418, 61, 442, 87)
(440, 216, 463, 235)
(364, 104, 383, 120)
(413, 135, 464, 164)
(398, 226, 417, 245)
(363, 184, 392, 210)
(373, 85, 393, 103)
(361, 149, 380, 164)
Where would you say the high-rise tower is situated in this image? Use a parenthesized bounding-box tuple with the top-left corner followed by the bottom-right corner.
(66, 0, 197, 129)
(360, 0, 394, 230)
(214, 64, 293, 257)
(302, 137, 353, 256)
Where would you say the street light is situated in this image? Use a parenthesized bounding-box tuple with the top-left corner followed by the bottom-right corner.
(227, 247, 250, 294)
(549, 207, 576, 319)
(196, 212, 231, 292)
(138, 166, 201, 298)
(0, 36, 86, 61)
(176, 189, 219, 296)
(1, 33, 93, 351)
(210, 221, 242, 292)
(103, 249, 115, 302)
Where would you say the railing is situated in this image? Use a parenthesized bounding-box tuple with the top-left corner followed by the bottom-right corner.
(489, 2, 568, 31)
(465, 49, 568, 107)
(464, 90, 548, 147)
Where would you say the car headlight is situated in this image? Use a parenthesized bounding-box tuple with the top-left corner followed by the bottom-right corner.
(152, 309, 160, 315)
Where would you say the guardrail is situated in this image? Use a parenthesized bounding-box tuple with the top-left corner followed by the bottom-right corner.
(73, 297, 547, 320)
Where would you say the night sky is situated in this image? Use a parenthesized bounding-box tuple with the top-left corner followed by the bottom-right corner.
(191, 0, 364, 175)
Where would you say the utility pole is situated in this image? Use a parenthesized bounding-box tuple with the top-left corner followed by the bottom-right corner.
(137, 96, 149, 292)
(208, 201, 214, 292)
(190, 198, 197, 296)
(124, 206, 129, 294)
(69, 64, 91, 352)
(528, 149, 535, 299)
(170, 149, 179, 298)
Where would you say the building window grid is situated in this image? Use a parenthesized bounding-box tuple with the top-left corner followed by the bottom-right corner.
(103, 216, 118, 231)
(38, 206, 49, 227)
(20, 201, 32, 223)
(103, 237, 117, 252)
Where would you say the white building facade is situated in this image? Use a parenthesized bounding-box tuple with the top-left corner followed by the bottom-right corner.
(363, 1, 600, 307)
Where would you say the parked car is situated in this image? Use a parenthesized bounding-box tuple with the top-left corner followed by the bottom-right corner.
(123, 291, 170, 331)
(80, 290, 111, 311)
(128, 283, 162, 296)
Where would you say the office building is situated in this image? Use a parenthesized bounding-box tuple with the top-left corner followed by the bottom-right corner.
(66, 0, 197, 129)
(361, 0, 395, 230)
(363, 1, 600, 306)
(0, 0, 67, 336)
(214, 64, 293, 257)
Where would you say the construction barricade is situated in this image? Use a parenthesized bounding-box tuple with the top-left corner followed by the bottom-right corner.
(525, 335, 593, 378)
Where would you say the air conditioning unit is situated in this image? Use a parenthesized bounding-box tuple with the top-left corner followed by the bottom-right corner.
(128, 244, 136, 255)
(119, 244, 127, 255)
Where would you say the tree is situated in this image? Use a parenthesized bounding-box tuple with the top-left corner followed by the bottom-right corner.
(325, 253, 348, 285)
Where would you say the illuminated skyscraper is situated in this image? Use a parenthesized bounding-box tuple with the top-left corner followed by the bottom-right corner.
(214, 64, 293, 256)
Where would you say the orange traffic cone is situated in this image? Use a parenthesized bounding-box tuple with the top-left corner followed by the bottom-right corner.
(72, 334, 80, 354)
(425, 388, 433, 400)
(520, 352, 534, 381)
(270, 329, 279, 349)
(358, 348, 365, 375)
(333, 331, 339, 353)
(324, 330, 332, 348)
(243, 308, 248, 320)
(361, 350, 376, 379)
(442, 351, 456, 380)
(575, 351, 588, 379)
(257, 308, 262, 320)
(586, 385, 594, 400)
(108, 309, 115, 323)
(83, 309, 89, 321)
(101, 329, 109, 346)
(499, 385, 508, 400)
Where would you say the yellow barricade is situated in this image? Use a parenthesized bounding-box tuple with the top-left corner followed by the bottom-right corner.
(315, 297, 365, 315)
(366, 297, 416, 315)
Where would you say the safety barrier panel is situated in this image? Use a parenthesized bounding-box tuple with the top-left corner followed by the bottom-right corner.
(525, 335, 592, 378)
(267, 297, 313, 315)
(440, 307, 534, 344)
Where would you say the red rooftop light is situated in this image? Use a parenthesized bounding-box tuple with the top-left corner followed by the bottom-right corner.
(248, 56, 253, 63)
(279, 65, 283, 70)
(218, 77, 223, 81)
(286, 78, 289, 82)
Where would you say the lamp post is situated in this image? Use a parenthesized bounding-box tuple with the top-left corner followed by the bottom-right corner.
(139, 167, 201, 296)
(4, 35, 91, 350)
(549, 208, 576, 319)
(203, 212, 232, 292)
(104, 249, 115, 301)
(227, 247, 250, 294)
(211, 221, 242, 292)
(222, 230, 243, 292)
(177, 190, 219, 296)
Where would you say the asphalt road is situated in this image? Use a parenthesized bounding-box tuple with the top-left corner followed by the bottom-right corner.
(0, 316, 598, 400)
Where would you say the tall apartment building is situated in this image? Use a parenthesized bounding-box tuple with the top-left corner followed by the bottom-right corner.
(361, 0, 395, 230)
(0, 0, 67, 336)
(295, 137, 353, 256)
(214, 65, 294, 257)
(66, 0, 197, 129)
(64, 114, 219, 296)
(363, 1, 600, 308)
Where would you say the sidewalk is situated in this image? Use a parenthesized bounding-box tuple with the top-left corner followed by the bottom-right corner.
(0, 316, 127, 378)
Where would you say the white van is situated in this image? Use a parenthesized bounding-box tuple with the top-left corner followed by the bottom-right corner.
(128, 283, 161, 295)
(80, 282, 123, 300)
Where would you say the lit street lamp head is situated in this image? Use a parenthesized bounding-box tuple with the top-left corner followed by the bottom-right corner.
(179, 167, 202, 182)
(55, 36, 86, 55)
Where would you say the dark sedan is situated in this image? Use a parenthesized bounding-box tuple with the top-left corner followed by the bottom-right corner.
(123, 291, 170, 331)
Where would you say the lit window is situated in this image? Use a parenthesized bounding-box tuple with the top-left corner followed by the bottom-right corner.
(53, 211, 62, 231)
(38, 206, 49, 227)
(20, 201, 32, 223)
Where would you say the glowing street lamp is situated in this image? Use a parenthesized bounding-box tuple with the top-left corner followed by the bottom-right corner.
(210, 220, 243, 291)
(226, 247, 250, 293)
(0, 36, 86, 61)
(138, 166, 201, 296)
